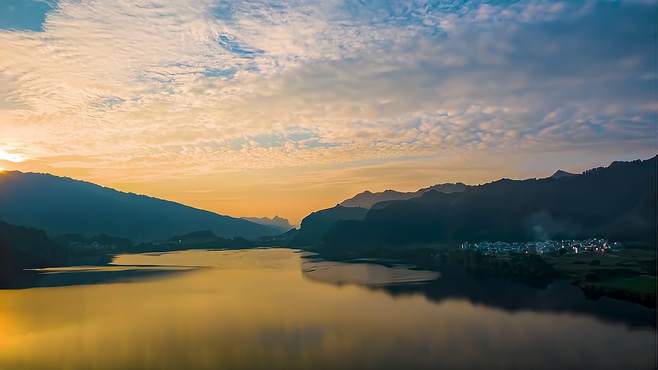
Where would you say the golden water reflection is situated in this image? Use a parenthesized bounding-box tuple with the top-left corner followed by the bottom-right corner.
(0, 249, 655, 370)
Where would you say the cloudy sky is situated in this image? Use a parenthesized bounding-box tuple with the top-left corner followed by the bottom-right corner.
(0, 0, 656, 223)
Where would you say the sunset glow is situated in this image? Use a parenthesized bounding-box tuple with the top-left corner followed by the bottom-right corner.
(0, 3, 656, 369)
(1, 0, 656, 222)
(0, 150, 24, 164)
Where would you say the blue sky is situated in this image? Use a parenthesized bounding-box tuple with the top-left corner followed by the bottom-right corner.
(0, 0, 656, 221)
(0, 0, 55, 31)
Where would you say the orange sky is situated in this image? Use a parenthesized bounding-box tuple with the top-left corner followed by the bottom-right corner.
(0, 0, 656, 224)
(3, 147, 655, 225)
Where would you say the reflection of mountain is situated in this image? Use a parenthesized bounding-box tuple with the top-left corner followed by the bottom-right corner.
(1, 267, 192, 289)
(301, 258, 656, 328)
(297, 157, 657, 252)
(340, 183, 468, 209)
(0, 171, 279, 241)
(301, 258, 439, 286)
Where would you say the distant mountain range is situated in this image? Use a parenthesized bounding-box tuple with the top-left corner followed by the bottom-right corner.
(293, 157, 657, 255)
(2, 157, 656, 274)
(0, 171, 280, 241)
(242, 216, 293, 232)
(340, 183, 468, 209)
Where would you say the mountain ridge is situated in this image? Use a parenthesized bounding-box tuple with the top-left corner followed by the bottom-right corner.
(0, 171, 279, 241)
(294, 156, 657, 253)
(340, 182, 468, 209)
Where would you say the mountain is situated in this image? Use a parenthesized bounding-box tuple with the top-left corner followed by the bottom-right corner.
(340, 183, 468, 209)
(418, 182, 470, 194)
(242, 216, 293, 232)
(296, 156, 657, 254)
(0, 171, 280, 241)
(289, 205, 368, 247)
(1, 221, 127, 284)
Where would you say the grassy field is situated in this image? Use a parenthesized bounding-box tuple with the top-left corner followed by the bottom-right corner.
(544, 248, 655, 277)
(591, 275, 656, 295)
(544, 248, 656, 307)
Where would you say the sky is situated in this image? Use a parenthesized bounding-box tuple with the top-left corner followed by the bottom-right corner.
(0, 0, 656, 224)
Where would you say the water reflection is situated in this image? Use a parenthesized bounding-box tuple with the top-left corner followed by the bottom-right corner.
(301, 258, 440, 286)
(1, 265, 194, 289)
(300, 259, 656, 328)
(0, 249, 655, 370)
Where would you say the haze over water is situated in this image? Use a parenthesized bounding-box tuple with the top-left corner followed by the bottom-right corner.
(0, 249, 654, 370)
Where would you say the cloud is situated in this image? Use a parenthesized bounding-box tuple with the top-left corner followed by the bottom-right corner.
(0, 0, 655, 181)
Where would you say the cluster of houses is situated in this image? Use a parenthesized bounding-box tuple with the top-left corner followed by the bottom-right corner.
(460, 238, 621, 256)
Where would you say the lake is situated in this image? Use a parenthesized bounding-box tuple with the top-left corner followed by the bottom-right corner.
(0, 248, 655, 370)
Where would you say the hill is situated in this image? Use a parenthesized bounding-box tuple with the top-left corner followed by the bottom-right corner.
(296, 156, 657, 254)
(289, 205, 368, 247)
(0, 171, 279, 241)
(0, 220, 70, 283)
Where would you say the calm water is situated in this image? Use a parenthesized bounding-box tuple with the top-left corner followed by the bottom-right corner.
(0, 248, 655, 370)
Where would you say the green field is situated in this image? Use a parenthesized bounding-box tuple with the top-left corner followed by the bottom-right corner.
(544, 248, 656, 306)
(591, 275, 656, 295)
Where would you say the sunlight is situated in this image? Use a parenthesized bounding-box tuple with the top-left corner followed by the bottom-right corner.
(0, 149, 24, 163)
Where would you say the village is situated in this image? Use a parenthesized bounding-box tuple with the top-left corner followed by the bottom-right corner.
(460, 238, 622, 256)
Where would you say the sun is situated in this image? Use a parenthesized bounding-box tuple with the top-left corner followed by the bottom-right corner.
(0, 149, 25, 163)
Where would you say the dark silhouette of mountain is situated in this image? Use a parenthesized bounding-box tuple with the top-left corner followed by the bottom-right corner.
(242, 216, 293, 232)
(1, 220, 63, 280)
(289, 205, 368, 246)
(340, 183, 468, 209)
(296, 156, 657, 253)
(0, 171, 280, 241)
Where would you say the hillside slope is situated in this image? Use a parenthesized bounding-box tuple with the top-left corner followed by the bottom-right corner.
(0, 172, 279, 241)
(298, 157, 657, 253)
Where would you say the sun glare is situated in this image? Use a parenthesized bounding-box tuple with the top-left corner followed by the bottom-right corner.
(0, 149, 25, 163)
